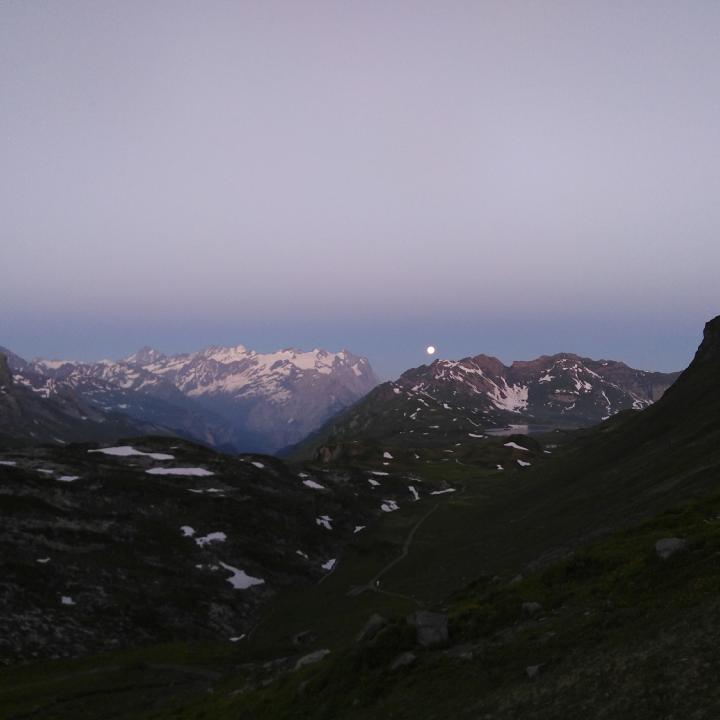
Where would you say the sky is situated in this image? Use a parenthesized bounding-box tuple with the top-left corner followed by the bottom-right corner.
(1, 1, 719, 379)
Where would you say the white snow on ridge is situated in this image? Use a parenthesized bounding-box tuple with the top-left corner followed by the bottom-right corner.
(504, 442, 529, 451)
(321, 558, 337, 571)
(316, 515, 333, 530)
(146, 467, 214, 476)
(408, 485, 420, 501)
(0, 461, 17, 466)
(302, 479, 326, 490)
(354, 525, 365, 533)
(383, 451, 394, 460)
(89, 446, 175, 461)
(60, 596, 75, 606)
(430, 488, 456, 495)
(195, 531, 227, 547)
(380, 500, 399, 512)
(250, 461, 265, 469)
(57, 475, 79, 482)
(180, 526, 196, 537)
(468, 433, 485, 438)
(487, 379, 529, 413)
(517, 459, 531, 467)
(219, 561, 264, 589)
(369, 471, 389, 477)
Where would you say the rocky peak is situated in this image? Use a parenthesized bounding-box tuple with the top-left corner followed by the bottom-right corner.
(124, 346, 166, 366)
(0, 346, 28, 371)
(691, 315, 720, 366)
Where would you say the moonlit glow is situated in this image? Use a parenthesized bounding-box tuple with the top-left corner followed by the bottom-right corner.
(426, 346, 436, 355)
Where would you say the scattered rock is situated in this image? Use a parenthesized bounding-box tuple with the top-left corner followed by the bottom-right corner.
(407, 610, 448, 647)
(294, 649, 330, 670)
(655, 537, 688, 560)
(390, 651, 416, 671)
(316, 446, 343, 464)
(526, 664, 541, 679)
(521, 601, 543, 617)
(356, 614, 387, 644)
(444, 644, 474, 661)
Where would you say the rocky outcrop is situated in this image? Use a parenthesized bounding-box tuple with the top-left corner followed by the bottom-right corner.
(655, 537, 688, 560)
(407, 611, 448, 647)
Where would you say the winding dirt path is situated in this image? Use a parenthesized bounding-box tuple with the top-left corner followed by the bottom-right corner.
(347, 503, 441, 597)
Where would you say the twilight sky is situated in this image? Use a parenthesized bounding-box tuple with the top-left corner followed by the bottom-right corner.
(1, 1, 719, 378)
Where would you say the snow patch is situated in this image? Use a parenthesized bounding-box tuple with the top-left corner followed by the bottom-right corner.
(219, 561, 264, 589)
(146, 467, 214, 476)
(88, 446, 175, 461)
(316, 515, 333, 530)
(195, 531, 227, 547)
(504, 441, 529, 451)
(302, 479, 326, 490)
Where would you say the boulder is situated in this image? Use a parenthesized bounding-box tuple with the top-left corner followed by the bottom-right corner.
(407, 610, 448, 647)
(444, 644, 474, 661)
(521, 601, 543, 617)
(655, 537, 687, 560)
(294, 649, 330, 671)
(356, 613, 387, 644)
(390, 651, 416, 671)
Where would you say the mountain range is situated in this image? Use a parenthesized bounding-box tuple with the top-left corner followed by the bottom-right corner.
(1, 344, 379, 453)
(291, 351, 679, 459)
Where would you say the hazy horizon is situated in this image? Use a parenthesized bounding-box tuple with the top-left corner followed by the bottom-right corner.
(2, 2, 718, 378)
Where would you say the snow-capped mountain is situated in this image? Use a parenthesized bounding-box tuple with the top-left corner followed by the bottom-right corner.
(6, 345, 378, 452)
(0, 352, 157, 446)
(292, 352, 680, 451)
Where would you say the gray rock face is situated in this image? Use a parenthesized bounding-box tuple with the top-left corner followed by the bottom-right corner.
(294, 649, 330, 670)
(390, 651, 416, 671)
(444, 644, 474, 661)
(521, 601, 543, 617)
(356, 614, 387, 644)
(655, 537, 688, 560)
(407, 611, 449, 647)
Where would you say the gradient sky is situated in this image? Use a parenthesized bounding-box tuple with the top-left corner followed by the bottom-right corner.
(1, 1, 719, 378)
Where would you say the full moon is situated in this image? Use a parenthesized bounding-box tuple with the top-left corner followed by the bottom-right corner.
(426, 345, 436, 355)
